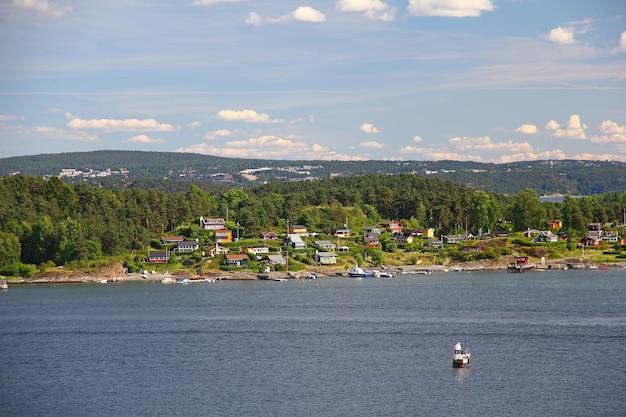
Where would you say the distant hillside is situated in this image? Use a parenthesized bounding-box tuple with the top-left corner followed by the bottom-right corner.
(1, 150, 624, 195)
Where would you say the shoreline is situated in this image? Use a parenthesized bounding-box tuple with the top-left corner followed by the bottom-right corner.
(6, 258, 623, 284)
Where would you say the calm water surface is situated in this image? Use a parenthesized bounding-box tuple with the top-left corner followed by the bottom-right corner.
(1, 269, 625, 417)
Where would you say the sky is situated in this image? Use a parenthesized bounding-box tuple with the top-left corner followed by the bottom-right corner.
(1, 0, 625, 162)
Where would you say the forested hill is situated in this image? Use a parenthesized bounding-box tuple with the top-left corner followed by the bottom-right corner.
(1, 150, 624, 195)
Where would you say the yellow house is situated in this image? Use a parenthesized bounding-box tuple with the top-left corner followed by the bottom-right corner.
(413, 228, 435, 239)
(549, 219, 562, 230)
(215, 228, 232, 243)
(289, 224, 308, 235)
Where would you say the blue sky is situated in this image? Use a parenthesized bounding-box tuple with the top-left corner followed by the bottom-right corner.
(1, 0, 625, 162)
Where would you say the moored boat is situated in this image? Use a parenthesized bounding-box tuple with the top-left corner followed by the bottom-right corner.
(347, 264, 373, 278)
(0, 277, 8, 290)
(453, 342, 471, 368)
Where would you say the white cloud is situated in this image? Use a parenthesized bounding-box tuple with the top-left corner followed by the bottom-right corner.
(612, 30, 626, 54)
(544, 20, 594, 45)
(123, 135, 165, 144)
(545, 114, 587, 139)
(245, 12, 262, 26)
(360, 122, 380, 133)
(449, 136, 533, 153)
(177, 135, 366, 160)
(399, 145, 482, 161)
(360, 141, 386, 149)
(407, 0, 494, 17)
(192, 0, 246, 5)
(66, 113, 176, 132)
(515, 124, 538, 134)
(292, 6, 326, 23)
(590, 120, 626, 144)
(245, 6, 326, 25)
(32, 126, 98, 142)
(545, 26, 575, 45)
(336, 0, 397, 21)
(545, 120, 560, 131)
(0, 115, 21, 122)
(187, 121, 201, 128)
(204, 129, 234, 140)
(217, 109, 282, 123)
(413, 135, 423, 143)
(12, 0, 72, 18)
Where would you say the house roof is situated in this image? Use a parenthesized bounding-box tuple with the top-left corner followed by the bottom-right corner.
(225, 254, 248, 260)
(286, 234, 304, 243)
(161, 235, 184, 241)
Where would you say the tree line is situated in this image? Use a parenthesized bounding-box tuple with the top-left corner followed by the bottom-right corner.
(1, 174, 624, 275)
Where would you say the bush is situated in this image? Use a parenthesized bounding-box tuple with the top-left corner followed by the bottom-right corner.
(0, 263, 19, 277)
(18, 263, 38, 278)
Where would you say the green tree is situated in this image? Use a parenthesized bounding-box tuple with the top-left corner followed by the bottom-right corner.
(0, 231, 21, 268)
(510, 189, 546, 231)
(469, 190, 498, 235)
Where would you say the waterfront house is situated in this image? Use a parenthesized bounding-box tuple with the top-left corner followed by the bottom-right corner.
(533, 231, 559, 243)
(225, 254, 249, 267)
(314, 240, 336, 251)
(578, 235, 602, 247)
(148, 250, 170, 263)
(379, 221, 403, 233)
(412, 228, 435, 239)
(205, 244, 228, 258)
(285, 234, 306, 250)
(314, 251, 338, 265)
(260, 231, 279, 240)
(363, 232, 380, 247)
(429, 240, 443, 249)
(601, 230, 619, 243)
(199, 217, 226, 230)
(161, 235, 184, 245)
(392, 233, 413, 245)
(361, 226, 382, 235)
(215, 228, 232, 243)
(443, 234, 464, 244)
(588, 223, 602, 233)
(247, 246, 270, 255)
(175, 239, 200, 252)
(462, 245, 483, 253)
(289, 224, 308, 235)
(549, 219, 563, 230)
(264, 254, 286, 266)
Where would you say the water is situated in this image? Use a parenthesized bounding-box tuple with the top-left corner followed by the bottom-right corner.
(1, 270, 625, 417)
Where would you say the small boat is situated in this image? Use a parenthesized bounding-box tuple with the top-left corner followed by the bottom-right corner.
(96, 279, 108, 284)
(161, 277, 176, 284)
(452, 342, 471, 368)
(415, 270, 431, 275)
(175, 278, 190, 284)
(1, 277, 9, 290)
(379, 271, 394, 278)
(305, 272, 318, 280)
(348, 264, 374, 278)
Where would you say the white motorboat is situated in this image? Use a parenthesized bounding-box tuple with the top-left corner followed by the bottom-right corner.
(347, 264, 373, 278)
(452, 342, 471, 368)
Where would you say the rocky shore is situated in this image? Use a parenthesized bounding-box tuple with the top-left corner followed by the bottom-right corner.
(6, 256, 622, 285)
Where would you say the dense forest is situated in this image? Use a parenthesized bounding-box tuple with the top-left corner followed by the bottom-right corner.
(1, 173, 625, 277)
(1, 150, 625, 195)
